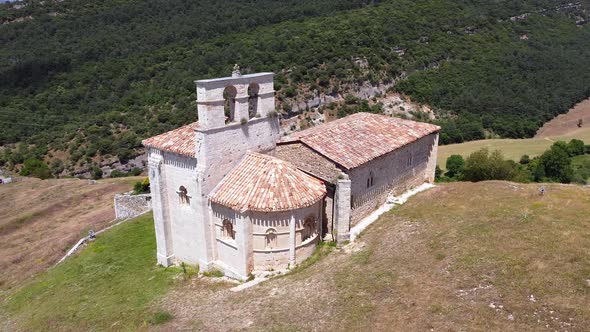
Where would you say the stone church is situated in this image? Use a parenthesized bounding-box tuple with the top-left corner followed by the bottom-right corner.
(142, 69, 440, 280)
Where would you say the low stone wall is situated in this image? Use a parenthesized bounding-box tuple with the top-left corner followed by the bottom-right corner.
(114, 193, 152, 220)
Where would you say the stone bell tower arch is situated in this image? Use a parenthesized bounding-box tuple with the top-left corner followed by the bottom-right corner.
(193, 66, 280, 195)
(195, 66, 276, 130)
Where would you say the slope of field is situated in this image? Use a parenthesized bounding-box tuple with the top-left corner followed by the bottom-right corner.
(536, 98, 590, 138)
(437, 123, 590, 169)
(1, 213, 193, 331)
(4, 182, 589, 331)
(0, 176, 138, 292)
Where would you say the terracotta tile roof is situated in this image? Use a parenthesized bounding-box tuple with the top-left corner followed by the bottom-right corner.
(210, 152, 326, 213)
(280, 113, 440, 169)
(142, 122, 199, 157)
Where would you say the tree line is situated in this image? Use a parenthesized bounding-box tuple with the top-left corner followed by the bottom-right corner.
(438, 139, 590, 185)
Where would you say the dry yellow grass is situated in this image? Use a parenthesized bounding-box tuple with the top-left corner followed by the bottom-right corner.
(0, 176, 139, 292)
(536, 98, 590, 138)
(151, 182, 590, 331)
(437, 126, 590, 169)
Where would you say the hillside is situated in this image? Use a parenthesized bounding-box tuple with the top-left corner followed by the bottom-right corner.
(536, 98, 590, 138)
(0, 176, 137, 292)
(3, 181, 590, 331)
(1, 0, 589, 177)
(437, 126, 590, 169)
(437, 98, 590, 169)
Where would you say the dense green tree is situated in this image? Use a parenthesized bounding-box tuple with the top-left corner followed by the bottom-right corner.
(538, 143, 574, 183)
(566, 139, 586, 157)
(462, 148, 515, 182)
(445, 155, 465, 179)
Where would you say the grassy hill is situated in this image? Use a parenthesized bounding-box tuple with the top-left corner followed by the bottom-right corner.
(3, 181, 589, 331)
(2, 213, 187, 331)
(0, 176, 138, 292)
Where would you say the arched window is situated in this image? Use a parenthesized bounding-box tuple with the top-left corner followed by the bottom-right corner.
(248, 83, 260, 118)
(302, 217, 317, 241)
(222, 219, 235, 240)
(223, 85, 237, 123)
(367, 171, 374, 188)
(265, 228, 277, 249)
(178, 186, 190, 204)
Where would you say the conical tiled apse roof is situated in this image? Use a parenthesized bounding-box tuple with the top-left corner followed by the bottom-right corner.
(210, 152, 326, 212)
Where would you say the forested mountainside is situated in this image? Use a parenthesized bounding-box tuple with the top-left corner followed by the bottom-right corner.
(0, 0, 589, 177)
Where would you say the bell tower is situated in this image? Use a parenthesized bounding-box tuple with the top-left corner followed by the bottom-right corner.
(193, 67, 280, 195)
(195, 66, 276, 130)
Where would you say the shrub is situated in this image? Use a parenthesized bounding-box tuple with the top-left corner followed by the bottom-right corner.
(50, 159, 65, 177)
(435, 165, 443, 181)
(110, 170, 126, 178)
(130, 167, 142, 176)
(133, 178, 150, 194)
(20, 158, 52, 179)
(149, 311, 173, 325)
(91, 166, 103, 180)
(202, 269, 224, 278)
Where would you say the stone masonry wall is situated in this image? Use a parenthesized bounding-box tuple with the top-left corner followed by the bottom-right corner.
(348, 133, 438, 226)
(197, 117, 280, 195)
(114, 193, 152, 220)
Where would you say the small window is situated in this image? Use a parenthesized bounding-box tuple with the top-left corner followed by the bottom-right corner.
(222, 219, 235, 240)
(367, 171, 374, 188)
(407, 152, 413, 167)
(302, 217, 317, 241)
(265, 228, 277, 249)
(178, 186, 190, 204)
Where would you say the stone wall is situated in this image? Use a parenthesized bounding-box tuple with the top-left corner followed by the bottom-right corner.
(347, 133, 438, 226)
(210, 201, 322, 276)
(114, 193, 152, 220)
(196, 117, 280, 195)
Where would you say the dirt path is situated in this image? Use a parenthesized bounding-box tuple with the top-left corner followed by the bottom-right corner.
(535, 98, 590, 138)
(0, 177, 137, 292)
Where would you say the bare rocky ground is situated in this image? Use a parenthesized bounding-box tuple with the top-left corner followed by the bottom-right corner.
(0, 176, 137, 293)
(151, 182, 590, 331)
